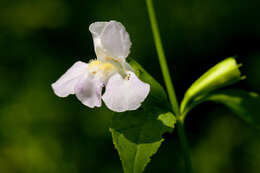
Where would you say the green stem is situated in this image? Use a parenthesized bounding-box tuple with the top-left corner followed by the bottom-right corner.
(177, 119, 194, 173)
(145, 0, 193, 172)
(145, 0, 179, 116)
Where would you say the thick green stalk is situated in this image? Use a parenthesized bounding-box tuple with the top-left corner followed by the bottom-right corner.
(145, 0, 193, 172)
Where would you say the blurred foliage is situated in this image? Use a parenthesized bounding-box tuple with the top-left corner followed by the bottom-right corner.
(0, 0, 260, 173)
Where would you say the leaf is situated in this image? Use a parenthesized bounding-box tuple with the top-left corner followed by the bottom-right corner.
(110, 59, 176, 173)
(180, 57, 244, 115)
(205, 89, 260, 129)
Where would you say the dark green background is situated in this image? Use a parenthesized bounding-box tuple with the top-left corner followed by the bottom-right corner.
(0, 0, 260, 172)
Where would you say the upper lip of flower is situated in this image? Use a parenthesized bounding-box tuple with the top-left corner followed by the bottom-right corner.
(51, 20, 150, 112)
(89, 20, 132, 61)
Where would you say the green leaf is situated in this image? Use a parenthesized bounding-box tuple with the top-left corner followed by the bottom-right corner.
(181, 57, 244, 116)
(110, 59, 176, 173)
(205, 89, 260, 129)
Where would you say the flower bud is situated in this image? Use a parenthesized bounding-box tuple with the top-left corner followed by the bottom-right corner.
(181, 57, 244, 114)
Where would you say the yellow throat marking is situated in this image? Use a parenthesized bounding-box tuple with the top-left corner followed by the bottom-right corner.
(88, 60, 116, 74)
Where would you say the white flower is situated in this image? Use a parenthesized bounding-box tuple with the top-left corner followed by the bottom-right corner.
(51, 20, 150, 112)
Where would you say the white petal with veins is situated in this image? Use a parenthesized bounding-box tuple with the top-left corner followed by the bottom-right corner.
(75, 74, 103, 108)
(89, 22, 107, 37)
(102, 71, 150, 112)
(89, 21, 131, 60)
(51, 61, 88, 97)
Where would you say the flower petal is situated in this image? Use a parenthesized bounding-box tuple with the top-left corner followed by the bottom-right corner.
(89, 20, 131, 60)
(51, 61, 88, 97)
(75, 74, 103, 108)
(89, 22, 107, 37)
(102, 71, 150, 112)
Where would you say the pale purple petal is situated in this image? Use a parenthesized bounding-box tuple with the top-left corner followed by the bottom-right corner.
(75, 75, 103, 108)
(89, 21, 131, 60)
(102, 71, 150, 112)
(51, 61, 88, 97)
